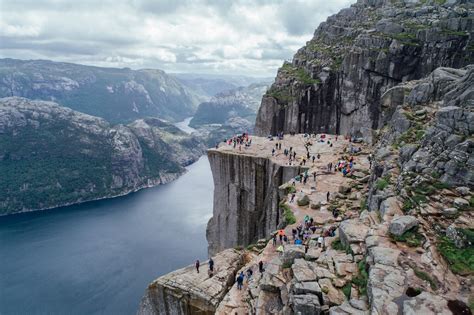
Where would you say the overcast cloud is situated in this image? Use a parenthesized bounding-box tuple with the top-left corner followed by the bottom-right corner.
(0, 0, 354, 76)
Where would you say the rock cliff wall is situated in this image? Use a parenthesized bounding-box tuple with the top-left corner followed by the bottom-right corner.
(255, 0, 473, 142)
(206, 149, 304, 255)
(137, 249, 243, 315)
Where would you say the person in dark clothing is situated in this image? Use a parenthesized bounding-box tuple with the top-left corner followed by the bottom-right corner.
(209, 258, 214, 272)
(305, 243, 309, 254)
(313, 172, 317, 181)
(246, 268, 253, 282)
(195, 260, 200, 273)
(317, 154, 321, 159)
(312, 155, 315, 163)
(236, 272, 244, 289)
(272, 234, 277, 246)
(326, 191, 330, 202)
(259, 261, 264, 273)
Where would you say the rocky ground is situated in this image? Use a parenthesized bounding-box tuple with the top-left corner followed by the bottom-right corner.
(138, 65, 473, 314)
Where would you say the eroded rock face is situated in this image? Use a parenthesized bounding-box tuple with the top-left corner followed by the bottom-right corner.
(389, 215, 419, 236)
(206, 149, 304, 255)
(255, 0, 473, 141)
(137, 249, 243, 315)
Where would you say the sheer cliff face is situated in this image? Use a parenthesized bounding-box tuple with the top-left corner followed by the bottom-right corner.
(206, 150, 303, 255)
(255, 0, 473, 141)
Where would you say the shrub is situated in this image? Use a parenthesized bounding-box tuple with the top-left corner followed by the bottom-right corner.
(332, 238, 345, 251)
(342, 283, 352, 299)
(376, 178, 389, 190)
(391, 228, 425, 247)
(352, 259, 368, 296)
(437, 235, 474, 276)
(281, 203, 296, 225)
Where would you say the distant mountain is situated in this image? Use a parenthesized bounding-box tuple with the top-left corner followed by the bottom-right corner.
(172, 73, 273, 97)
(190, 82, 269, 128)
(0, 59, 202, 123)
(0, 97, 205, 215)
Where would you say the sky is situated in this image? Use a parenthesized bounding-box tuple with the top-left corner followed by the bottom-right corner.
(0, 0, 354, 77)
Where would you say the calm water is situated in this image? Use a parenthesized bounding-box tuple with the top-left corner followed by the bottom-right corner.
(174, 117, 196, 134)
(0, 156, 213, 315)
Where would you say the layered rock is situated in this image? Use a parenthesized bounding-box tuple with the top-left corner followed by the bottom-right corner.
(137, 249, 244, 315)
(255, 0, 473, 141)
(0, 97, 205, 215)
(206, 147, 304, 255)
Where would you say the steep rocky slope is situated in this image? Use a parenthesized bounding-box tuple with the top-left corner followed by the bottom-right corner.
(138, 66, 472, 314)
(0, 58, 201, 123)
(255, 0, 473, 141)
(0, 97, 205, 215)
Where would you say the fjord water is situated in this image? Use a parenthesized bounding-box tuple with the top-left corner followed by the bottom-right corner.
(0, 156, 213, 315)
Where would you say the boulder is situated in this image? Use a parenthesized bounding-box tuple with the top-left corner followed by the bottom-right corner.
(389, 215, 418, 236)
(260, 257, 285, 292)
(292, 259, 318, 282)
(297, 194, 310, 206)
(455, 186, 470, 196)
(282, 245, 305, 265)
(338, 185, 352, 194)
(293, 281, 322, 297)
(292, 294, 321, 315)
(442, 207, 458, 217)
(402, 292, 451, 315)
(339, 219, 369, 247)
(368, 246, 401, 267)
(319, 278, 346, 306)
(367, 264, 406, 315)
(453, 197, 469, 210)
(305, 247, 322, 261)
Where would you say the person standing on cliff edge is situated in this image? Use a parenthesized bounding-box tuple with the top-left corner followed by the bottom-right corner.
(209, 257, 214, 272)
(195, 260, 200, 273)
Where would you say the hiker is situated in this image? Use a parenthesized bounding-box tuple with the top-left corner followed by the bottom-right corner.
(307, 152, 310, 159)
(312, 155, 315, 163)
(279, 143, 282, 150)
(317, 154, 321, 159)
(290, 193, 296, 203)
(259, 261, 264, 273)
(326, 191, 330, 202)
(283, 235, 288, 244)
(305, 243, 309, 254)
(246, 268, 253, 282)
(295, 238, 302, 245)
(236, 272, 244, 290)
(293, 151, 296, 159)
(195, 260, 200, 273)
(272, 234, 277, 246)
(209, 257, 214, 272)
(313, 171, 317, 182)
(292, 228, 297, 240)
(303, 159, 306, 166)
(272, 148, 275, 156)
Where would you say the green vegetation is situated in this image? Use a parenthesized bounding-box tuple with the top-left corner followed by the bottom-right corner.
(391, 228, 425, 247)
(413, 268, 438, 290)
(282, 262, 293, 269)
(375, 174, 392, 191)
(342, 283, 352, 299)
(281, 203, 297, 225)
(267, 87, 294, 104)
(332, 238, 345, 251)
(280, 63, 320, 85)
(285, 185, 297, 194)
(352, 259, 369, 296)
(360, 197, 367, 212)
(402, 198, 415, 213)
(437, 233, 474, 276)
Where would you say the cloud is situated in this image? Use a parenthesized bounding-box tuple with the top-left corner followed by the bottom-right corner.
(0, 0, 354, 76)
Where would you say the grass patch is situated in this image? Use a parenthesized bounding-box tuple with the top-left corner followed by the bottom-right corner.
(281, 203, 296, 225)
(402, 198, 415, 213)
(412, 194, 427, 204)
(352, 259, 369, 296)
(342, 283, 352, 299)
(282, 262, 293, 269)
(332, 238, 345, 251)
(413, 268, 438, 290)
(391, 228, 425, 247)
(376, 178, 389, 190)
(437, 234, 474, 276)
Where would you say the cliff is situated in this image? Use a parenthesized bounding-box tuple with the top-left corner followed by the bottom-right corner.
(137, 249, 244, 315)
(255, 0, 473, 141)
(206, 140, 305, 255)
(0, 97, 205, 215)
